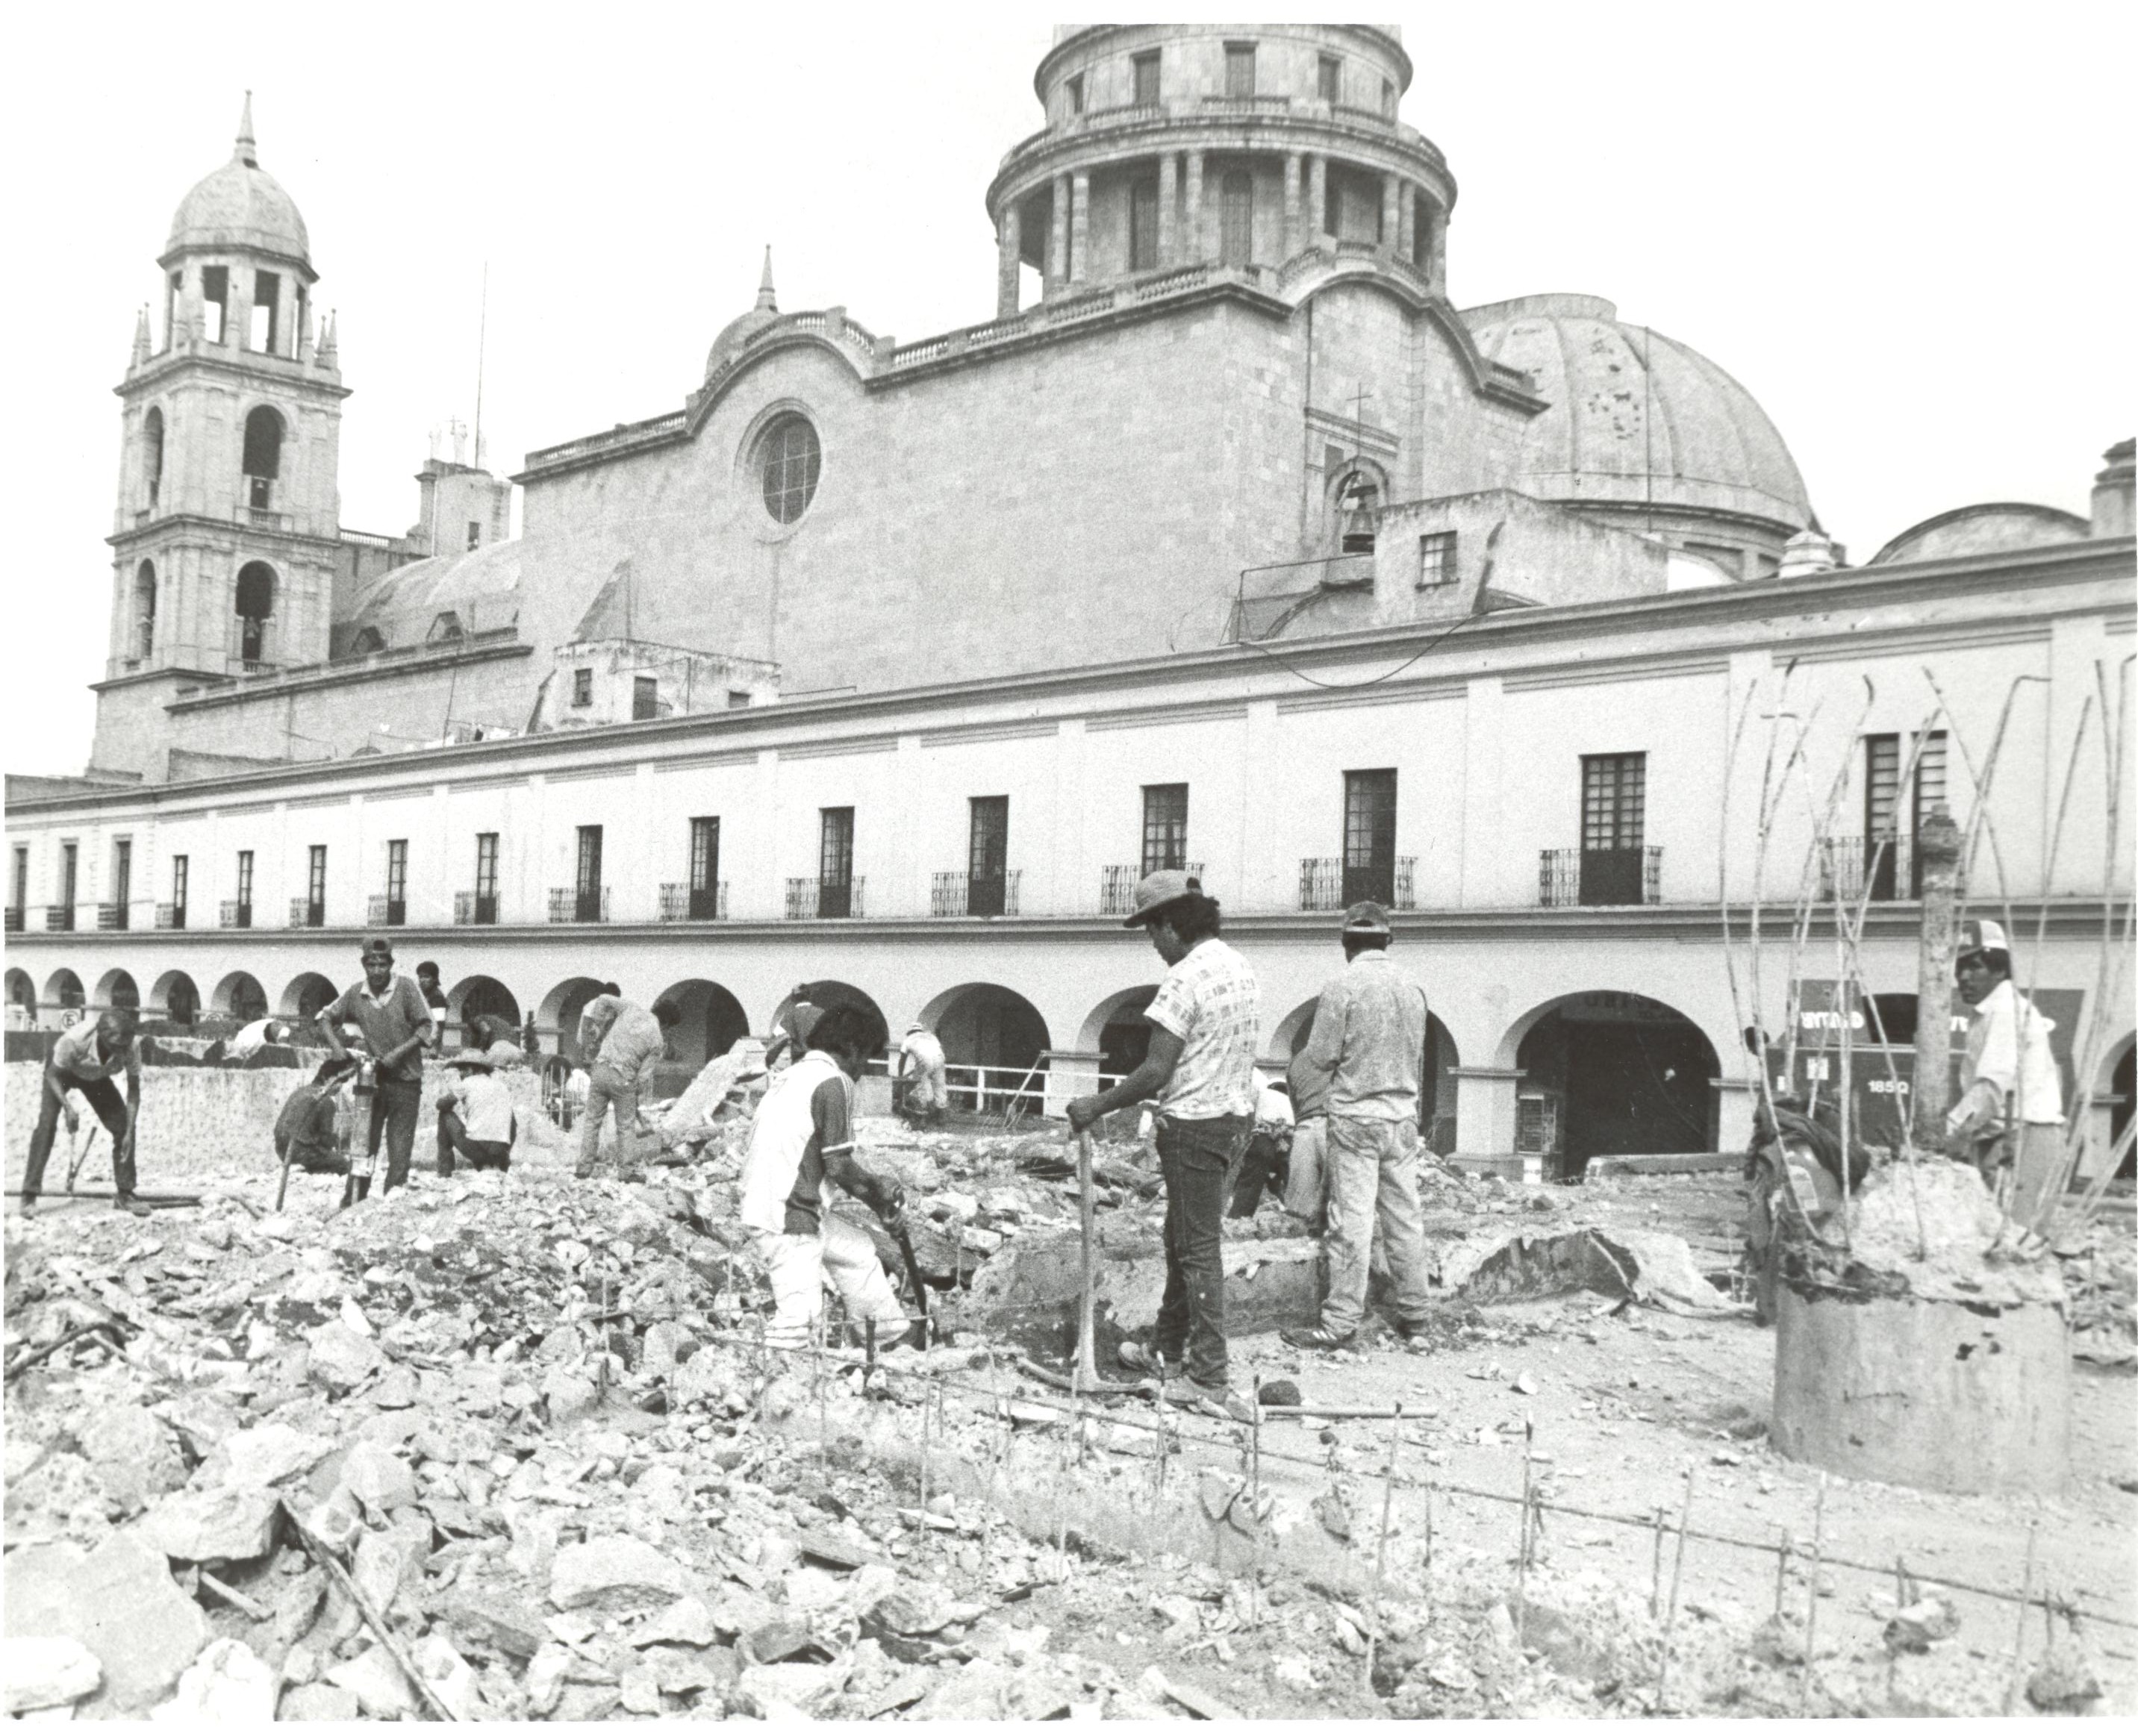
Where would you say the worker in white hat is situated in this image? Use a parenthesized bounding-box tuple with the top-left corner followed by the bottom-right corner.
(897, 1020, 948, 1124)
(1283, 902, 1435, 1351)
(1947, 917, 2065, 1224)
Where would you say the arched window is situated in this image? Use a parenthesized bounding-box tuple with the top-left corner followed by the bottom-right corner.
(143, 408, 165, 509)
(134, 561, 157, 661)
(242, 406, 284, 511)
(1220, 171, 1254, 266)
(234, 561, 275, 667)
(758, 415, 821, 524)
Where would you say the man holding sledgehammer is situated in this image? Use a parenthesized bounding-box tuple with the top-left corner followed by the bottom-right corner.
(20, 1006, 148, 1216)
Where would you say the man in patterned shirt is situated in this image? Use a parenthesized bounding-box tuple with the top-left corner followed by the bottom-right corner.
(1069, 870, 1259, 1420)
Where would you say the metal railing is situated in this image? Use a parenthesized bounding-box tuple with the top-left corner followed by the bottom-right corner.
(1818, 834, 1916, 903)
(785, 877, 864, 920)
(219, 901, 252, 930)
(1100, 863, 1202, 916)
(155, 902, 185, 930)
(367, 895, 407, 927)
(3, 908, 22, 934)
(289, 898, 325, 929)
(659, 882, 729, 921)
(1298, 858, 1417, 912)
(45, 904, 75, 933)
(246, 508, 288, 530)
(932, 871, 1020, 918)
(549, 887, 609, 924)
(1539, 846, 1662, 908)
(96, 902, 131, 931)
(455, 891, 499, 925)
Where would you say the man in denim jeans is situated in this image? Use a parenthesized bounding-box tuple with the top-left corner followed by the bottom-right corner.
(1283, 902, 1434, 1349)
(1068, 871, 1259, 1421)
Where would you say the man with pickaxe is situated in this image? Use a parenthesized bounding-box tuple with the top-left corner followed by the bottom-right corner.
(21, 1006, 146, 1216)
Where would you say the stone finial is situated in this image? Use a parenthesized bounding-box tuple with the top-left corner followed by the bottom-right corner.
(2092, 437, 2134, 540)
(131, 305, 152, 368)
(234, 91, 258, 166)
(755, 246, 777, 313)
(317, 310, 338, 367)
(1777, 525, 1846, 580)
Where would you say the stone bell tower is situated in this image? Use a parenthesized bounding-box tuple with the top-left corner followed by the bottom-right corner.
(90, 95, 349, 778)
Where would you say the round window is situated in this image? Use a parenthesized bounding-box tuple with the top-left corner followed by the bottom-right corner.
(758, 415, 822, 525)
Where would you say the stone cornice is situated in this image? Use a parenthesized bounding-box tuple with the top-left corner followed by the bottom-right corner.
(107, 511, 344, 554)
(9, 539, 2128, 819)
(162, 637, 532, 714)
(1032, 25, 1415, 106)
(117, 343, 348, 401)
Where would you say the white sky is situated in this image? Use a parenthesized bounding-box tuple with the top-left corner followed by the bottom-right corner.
(3, 2, 2131, 775)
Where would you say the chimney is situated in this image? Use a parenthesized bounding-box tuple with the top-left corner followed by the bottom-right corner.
(2091, 438, 2135, 540)
(1777, 525, 1847, 579)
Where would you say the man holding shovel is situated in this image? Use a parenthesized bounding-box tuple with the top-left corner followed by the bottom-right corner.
(1068, 871, 1259, 1422)
(20, 1006, 147, 1215)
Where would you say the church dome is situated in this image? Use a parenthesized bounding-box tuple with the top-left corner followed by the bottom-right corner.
(705, 248, 781, 378)
(163, 97, 312, 272)
(1462, 293, 1811, 532)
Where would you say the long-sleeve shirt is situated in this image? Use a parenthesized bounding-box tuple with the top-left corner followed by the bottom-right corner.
(1295, 951, 1428, 1123)
(1951, 980, 2063, 1129)
(579, 996, 666, 1087)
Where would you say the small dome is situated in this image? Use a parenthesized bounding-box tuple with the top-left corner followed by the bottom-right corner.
(1462, 293, 1811, 531)
(1869, 502, 2090, 567)
(164, 96, 311, 272)
(705, 247, 781, 378)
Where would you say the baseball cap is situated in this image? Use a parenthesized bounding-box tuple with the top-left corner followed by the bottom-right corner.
(1341, 900, 1392, 937)
(1121, 869, 1203, 928)
(360, 936, 395, 962)
(1957, 917, 2008, 958)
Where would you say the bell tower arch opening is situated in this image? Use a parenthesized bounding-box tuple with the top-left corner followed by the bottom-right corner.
(234, 561, 276, 666)
(242, 405, 285, 511)
(133, 561, 157, 661)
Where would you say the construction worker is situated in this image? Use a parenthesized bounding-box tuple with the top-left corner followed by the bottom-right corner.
(1283, 902, 1434, 1351)
(1947, 918, 2066, 1224)
(738, 1003, 911, 1350)
(897, 1021, 948, 1123)
(20, 1005, 147, 1215)
(1225, 1073, 1294, 1217)
(414, 961, 450, 1051)
(436, 1050, 516, 1175)
(764, 987, 823, 1070)
(274, 1056, 358, 1181)
(1283, 1032, 1330, 1225)
(317, 938, 435, 1200)
(576, 991, 679, 1178)
(225, 1015, 291, 1061)
(1067, 870, 1260, 1421)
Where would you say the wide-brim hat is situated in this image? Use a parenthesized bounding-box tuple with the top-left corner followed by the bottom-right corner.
(1121, 869, 1203, 928)
(445, 1051, 493, 1072)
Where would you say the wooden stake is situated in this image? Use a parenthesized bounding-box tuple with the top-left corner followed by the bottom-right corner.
(1421, 1475, 1434, 1624)
(1365, 1403, 1402, 1689)
(1656, 1465, 1695, 1710)
(1650, 1506, 1666, 1618)
(1799, 1474, 1827, 1716)
(2005, 1526, 2037, 1716)
(1515, 1416, 1536, 1642)
(1774, 1529, 1792, 1618)
(917, 1376, 932, 1532)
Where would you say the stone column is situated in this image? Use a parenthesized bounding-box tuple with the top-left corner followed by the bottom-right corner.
(1380, 173, 1400, 251)
(1047, 175, 1069, 292)
(1307, 155, 1328, 242)
(1069, 172, 1091, 284)
(1283, 153, 1302, 258)
(996, 200, 1022, 319)
(1397, 182, 1416, 264)
(1184, 151, 1205, 261)
(1157, 153, 1177, 266)
(1426, 201, 1448, 296)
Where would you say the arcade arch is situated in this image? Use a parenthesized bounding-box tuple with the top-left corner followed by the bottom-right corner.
(151, 970, 201, 1027)
(281, 972, 337, 1022)
(653, 979, 750, 1070)
(211, 971, 268, 1023)
(917, 983, 1050, 1111)
(1502, 990, 1720, 1178)
(1079, 986, 1158, 1085)
(450, 975, 522, 1048)
(1268, 993, 1462, 1152)
(44, 969, 84, 1017)
(6, 968, 36, 1024)
(773, 981, 889, 1055)
(540, 977, 608, 1063)
(95, 968, 140, 1011)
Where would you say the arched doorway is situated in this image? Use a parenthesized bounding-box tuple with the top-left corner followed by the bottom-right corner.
(280, 972, 338, 1023)
(1079, 987, 1159, 1087)
(44, 969, 84, 1021)
(540, 977, 608, 1064)
(1506, 990, 1721, 1178)
(919, 983, 1050, 1112)
(5, 968, 37, 1027)
(151, 970, 201, 1028)
(212, 970, 269, 1024)
(449, 975, 523, 1049)
(652, 979, 751, 1070)
(95, 969, 140, 1012)
(773, 980, 888, 1056)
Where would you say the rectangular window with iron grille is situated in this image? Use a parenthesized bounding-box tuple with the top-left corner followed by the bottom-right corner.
(1220, 171, 1253, 265)
(385, 839, 408, 925)
(689, 817, 720, 918)
(819, 808, 855, 919)
(1224, 42, 1256, 97)
(236, 849, 253, 917)
(112, 840, 131, 909)
(1578, 752, 1647, 905)
(1141, 784, 1188, 875)
(1129, 181, 1159, 271)
(1862, 733, 1901, 899)
(1910, 729, 1947, 896)
(308, 845, 327, 925)
(474, 832, 499, 924)
(1133, 50, 1160, 106)
(10, 845, 25, 922)
(1343, 769, 1397, 905)
(576, 828, 602, 896)
(1417, 530, 1457, 587)
(60, 843, 77, 909)
(968, 796, 1008, 917)
(170, 855, 187, 926)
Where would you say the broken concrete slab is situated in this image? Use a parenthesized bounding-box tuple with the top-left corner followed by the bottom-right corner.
(1, 1533, 209, 1712)
(304, 1320, 384, 1390)
(1434, 1225, 1730, 1314)
(0, 1637, 102, 1714)
(276, 1682, 360, 1720)
(325, 1643, 420, 1719)
(337, 1439, 417, 1514)
(134, 1483, 281, 1564)
(201, 1422, 334, 1490)
(549, 1536, 694, 1613)
(147, 1636, 276, 1724)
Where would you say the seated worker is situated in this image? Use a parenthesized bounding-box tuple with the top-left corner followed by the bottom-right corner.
(21, 1006, 147, 1215)
(1226, 1074, 1296, 1217)
(275, 1057, 358, 1176)
(738, 1003, 912, 1350)
(437, 1050, 516, 1175)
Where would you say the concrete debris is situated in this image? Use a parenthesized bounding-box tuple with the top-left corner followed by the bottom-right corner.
(148, 1636, 277, 1723)
(0, 1636, 102, 1714)
(549, 1535, 694, 1611)
(2, 1533, 209, 1712)
(136, 1483, 281, 1564)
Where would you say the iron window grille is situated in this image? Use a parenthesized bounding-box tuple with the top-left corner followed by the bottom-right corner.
(1141, 784, 1189, 875)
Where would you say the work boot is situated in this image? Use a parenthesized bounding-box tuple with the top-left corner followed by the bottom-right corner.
(18, 1196, 37, 1217)
(1159, 1377, 1253, 1424)
(1392, 1317, 1433, 1345)
(113, 1194, 151, 1218)
(1280, 1323, 1356, 1352)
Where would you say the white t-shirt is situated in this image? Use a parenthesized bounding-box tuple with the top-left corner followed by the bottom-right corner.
(900, 1030, 946, 1074)
(440, 1070, 517, 1143)
(229, 1018, 280, 1059)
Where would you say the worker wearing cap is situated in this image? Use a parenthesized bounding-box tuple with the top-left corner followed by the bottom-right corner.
(1067, 870, 1260, 1421)
(20, 1006, 146, 1215)
(1947, 918, 2065, 1223)
(318, 938, 435, 1199)
(575, 993, 680, 1179)
(897, 1021, 948, 1123)
(436, 1050, 517, 1175)
(1283, 902, 1434, 1351)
